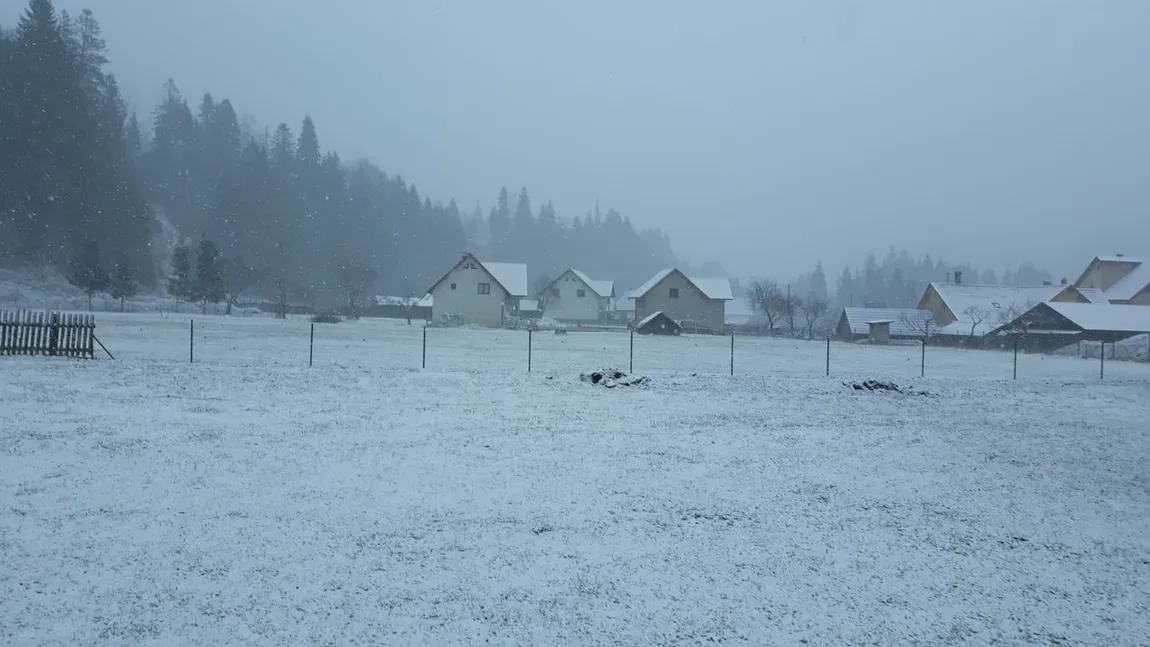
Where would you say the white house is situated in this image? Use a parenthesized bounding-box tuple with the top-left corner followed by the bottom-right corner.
(543, 269, 615, 323)
(629, 269, 733, 333)
(425, 252, 528, 327)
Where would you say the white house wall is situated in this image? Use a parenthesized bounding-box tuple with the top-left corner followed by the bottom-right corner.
(430, 258, 510, 327)
(547, 271, 602, 322)
(633, 271, 725, 332)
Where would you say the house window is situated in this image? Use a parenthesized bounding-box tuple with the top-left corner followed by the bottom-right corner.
(576, 288, 586, 298)
(478, 282, 491, 295)
(669, 288, 680, 299)
(450, 283, 457, 290)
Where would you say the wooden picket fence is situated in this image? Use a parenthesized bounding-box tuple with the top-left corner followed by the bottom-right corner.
(0, 310, 96, 358)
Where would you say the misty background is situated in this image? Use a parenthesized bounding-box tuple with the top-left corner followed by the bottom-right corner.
(3, 0, 1149, 307)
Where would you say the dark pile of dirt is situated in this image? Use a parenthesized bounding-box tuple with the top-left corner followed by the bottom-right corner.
(848, 380, 933, 396)
(581, 368, 649, 388)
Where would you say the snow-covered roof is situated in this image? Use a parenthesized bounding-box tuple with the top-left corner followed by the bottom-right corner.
(636, 310, 671, 328)
(1075, 287, 1108, 304)
(480, 261, 528, 298)
(1104, 260, 1150, 302)
(840, 308, 931, 337)
(629, 269, 733, 301)
(866, 319, 895, 325)
(567, 269, 614, 298)
(929, 283, 1064, 320)
(1095, 255, 1145, 264)
(1044, 302, 1150, 333)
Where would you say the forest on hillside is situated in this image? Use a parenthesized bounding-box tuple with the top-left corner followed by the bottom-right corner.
(0, 0, 679, 311)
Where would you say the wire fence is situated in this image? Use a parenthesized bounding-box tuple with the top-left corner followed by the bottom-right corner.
(22, 311, 1146, 382)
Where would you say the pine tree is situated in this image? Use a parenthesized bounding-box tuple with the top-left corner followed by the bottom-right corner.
(195, 238, 225, 313)
(108, 253, 139, 311)
(169, 243, 193, 302)
(67, 239, 110, 310)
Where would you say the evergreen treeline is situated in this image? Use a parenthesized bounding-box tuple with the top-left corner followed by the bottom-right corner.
(785, 248, 1055, 311)
(0, 0, 679, 308)
(0, 1, 153, 285)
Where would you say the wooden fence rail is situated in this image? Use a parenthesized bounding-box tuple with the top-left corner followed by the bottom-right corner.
(0, 310, 96, 358)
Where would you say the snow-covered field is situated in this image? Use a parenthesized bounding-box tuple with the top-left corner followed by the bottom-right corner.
(3, 313, 1150, 645)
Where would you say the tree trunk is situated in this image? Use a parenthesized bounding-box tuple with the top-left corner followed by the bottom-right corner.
(202, 299, 207, 315)
(119, 296, 125, 312)
(87, 292, 93, 311)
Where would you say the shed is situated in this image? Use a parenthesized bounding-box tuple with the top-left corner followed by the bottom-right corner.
(634, 311, 681, 336)
(867, 320, 894, 344)
(837, 307, 931, 339)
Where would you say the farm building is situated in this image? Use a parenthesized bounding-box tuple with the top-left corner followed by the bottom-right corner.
(372, 294, 433, 320)
(634, 311, 681, 336)
(1072, 255, 1150, 305)
(425, 252, 528, 327)
(916, 281, 1085, 339)
(630, 269, 732, 334)
(836, 307, 933, 340)
(990, 302, 1150, 351)
(542, 269, 615, 323)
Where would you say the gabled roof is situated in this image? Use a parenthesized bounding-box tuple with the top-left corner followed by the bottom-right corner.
(425, 253, 528, 298)
(839, 307, 931, 337)
(629, 269, 733, 301)
(1104, 261, 1150, 302)
(553, 269, 614, 298)
(926, 282, 1064, 319)
(1044, 302, 1150, 333)
(1074, 287, 1108, 304)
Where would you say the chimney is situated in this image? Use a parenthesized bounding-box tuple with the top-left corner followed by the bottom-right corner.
(954, 271, 962, 285)
(1061, 277, 1068, 285)
(1116, 253, 1124, 258)
(1042, 280, 1052, 286)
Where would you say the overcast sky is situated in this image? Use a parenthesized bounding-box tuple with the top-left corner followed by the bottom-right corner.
(8, 0, 1150, 279)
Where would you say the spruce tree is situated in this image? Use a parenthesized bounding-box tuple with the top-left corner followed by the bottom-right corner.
(67, 239, 110, 310)
(195, 238, 225, 314)
(108, 253, 139, 312)
(169, 243, 193, 303)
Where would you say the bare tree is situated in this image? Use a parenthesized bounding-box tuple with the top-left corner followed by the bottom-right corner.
(782, 289, 800, 337)
(899, 309, 937, 340)
(220, 256, 256, 316)
(333, 261, 378, 319)
(533, 274, 555, 313)
(746, 279, 785, 334)
(399, 287, 419, 325)
(960, 305, 991, 341)
(799, 297, 829, 339)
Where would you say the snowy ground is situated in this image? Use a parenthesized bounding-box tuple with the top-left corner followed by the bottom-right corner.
(2, 314, 1150, 645)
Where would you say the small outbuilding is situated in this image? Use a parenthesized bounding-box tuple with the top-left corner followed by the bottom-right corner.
(634, 311, 681, 336)
(867, 319, 894, 344)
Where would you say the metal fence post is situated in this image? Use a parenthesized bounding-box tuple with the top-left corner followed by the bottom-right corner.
(528, 328, 533, 373)
(422, 326, 427, 369)
(190, 319, 194, 363)
(920, 338, 925, 377)
(309, 323, 314, 367)
(1100, 341, 1105, 379)
(729, 334, 734, 376)
(825, 336, 830, 376)
(629, 330, 634, 373)
(1013, 340, 1018, 380)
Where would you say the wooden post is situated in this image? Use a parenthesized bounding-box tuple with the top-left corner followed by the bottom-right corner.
(49, 312, 59, 356)
(190, 319, 194, 363)
(629, 330, 634, 373)
(309, 323, 314, 367)
(1100, 342, 1105, 379)
(729, 334, 734, 376)
(1013, 340, 1018, 380)
(920, 338, 926, 377)
(528, 328, 533, 373)
(422, 326, 427, 369)
(826, 336, 831, 376)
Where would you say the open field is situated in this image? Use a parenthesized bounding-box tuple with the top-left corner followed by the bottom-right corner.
(3, 312, 1150, 645)
(36, 310, 1150, 381)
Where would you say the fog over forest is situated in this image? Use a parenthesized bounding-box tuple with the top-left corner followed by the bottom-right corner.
(3, 0, 1148, 311)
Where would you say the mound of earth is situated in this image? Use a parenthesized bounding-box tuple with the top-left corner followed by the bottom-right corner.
(580, 368, 649, 388)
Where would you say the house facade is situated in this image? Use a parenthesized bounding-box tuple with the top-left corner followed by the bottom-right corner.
(1072, 255, 1150, 305)
(425, 253, 528, 327)
(630, 269, 732, 333)
(544, 269, 615, 323)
